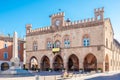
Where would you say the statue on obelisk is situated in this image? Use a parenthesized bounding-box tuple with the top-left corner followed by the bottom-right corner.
(10, 32, 20, 69)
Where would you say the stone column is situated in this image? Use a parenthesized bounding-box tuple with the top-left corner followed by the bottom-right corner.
(79, 62, 83, 69)
(13, 32, 18, 58)
(23, 38, 26, 65)
(50, 57, 53, 69)
(97, 62, 104, 72)
(10, 32, 20, 68)
(63, 55, 68, 70)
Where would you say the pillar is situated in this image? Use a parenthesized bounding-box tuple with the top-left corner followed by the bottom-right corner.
(97, 62, 105, 72)
(79, 62, 83, 69)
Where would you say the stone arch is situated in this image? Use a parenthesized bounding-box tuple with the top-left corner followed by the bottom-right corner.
(54, 40, 61, 48)
(82, 34, 90, 38)
(41, 55, 50, 71)
(68, 54, 79, 71)
(53, 55, 63, 71)
(1, 62, 9, 71)
(29, 56, 38, 70)
(83, 53, 97, 72)
(105, 54, 109, 71)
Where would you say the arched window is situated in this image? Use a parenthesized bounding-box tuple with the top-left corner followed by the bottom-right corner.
(47, 41, 52, 49)
(64, 39, 70, 48)
(83, 34, 90, 47)
(33, 41, 38, 51)
(54, 40, 60, 48)
(83, 38, 90, 46)
(64, 35, 70, 48)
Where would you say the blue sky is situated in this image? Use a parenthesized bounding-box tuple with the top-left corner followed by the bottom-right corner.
(0, 0, 120, 41)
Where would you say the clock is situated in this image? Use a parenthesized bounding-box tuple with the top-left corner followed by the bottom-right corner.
(55, 20, 60, 26)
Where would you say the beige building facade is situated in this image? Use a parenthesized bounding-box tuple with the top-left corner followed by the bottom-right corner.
(25, 7, 120, 72)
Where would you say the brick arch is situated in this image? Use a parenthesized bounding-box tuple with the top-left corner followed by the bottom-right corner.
(105, 54, 109, 71)
(63, 34, 69, 39)
(29, 56, 38, 70)
(54, 40, 61, 48)
(83, 53, 97, 72)
(53, 55, 63, 71)
(67, 54, 79, 71)
(54, 34, 61, 42)
(40, 55, 50, 71)
(83, 34, 90, 38)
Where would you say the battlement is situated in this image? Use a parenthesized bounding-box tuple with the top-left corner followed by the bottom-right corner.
(94, 7, 104, 13)
(51, 12, 64, 18)
(26, 24, 32, 28)
(65, 18, 96, 26)
(26, 7, 105, 36)
(31, 26, 51, 33)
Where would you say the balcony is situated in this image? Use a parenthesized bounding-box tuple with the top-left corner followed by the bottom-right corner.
(52, 48, 60, 53)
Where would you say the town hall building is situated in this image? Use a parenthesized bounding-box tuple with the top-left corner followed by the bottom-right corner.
(25, 7, 120, 72)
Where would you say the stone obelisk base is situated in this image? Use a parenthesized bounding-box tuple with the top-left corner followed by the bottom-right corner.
(0, 58, 30, 75)
(10, 57, 20, 69)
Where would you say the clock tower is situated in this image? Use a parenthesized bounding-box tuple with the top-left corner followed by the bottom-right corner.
(50, 12, 64, 29)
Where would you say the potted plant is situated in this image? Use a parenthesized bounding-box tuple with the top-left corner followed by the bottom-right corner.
(48, 68, 52, 72)
(97, 68, 102, 73)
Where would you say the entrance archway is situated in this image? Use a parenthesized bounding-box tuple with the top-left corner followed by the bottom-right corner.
(53, 55, 63, 71)
(84, 54, 97, 72)
(68, 54, 79, 71)
(105, 54, 109, 71)
(1, 62, 9, 71)
(41, 56, 50, 71)
(30, 56, 38, 70)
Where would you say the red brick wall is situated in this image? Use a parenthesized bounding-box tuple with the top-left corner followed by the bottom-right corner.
(0, 40, 24, 62)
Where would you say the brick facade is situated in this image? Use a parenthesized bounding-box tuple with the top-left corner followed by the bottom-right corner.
(25, 7, 120, 72)
(0, 35, 25, 71)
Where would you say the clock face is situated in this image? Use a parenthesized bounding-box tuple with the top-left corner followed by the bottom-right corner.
(55, 20, 60, 26)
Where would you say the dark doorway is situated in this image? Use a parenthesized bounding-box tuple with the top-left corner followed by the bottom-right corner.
(1, 62, 9, 71)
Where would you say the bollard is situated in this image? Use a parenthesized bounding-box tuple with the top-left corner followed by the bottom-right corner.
(35, 75, 39, 80)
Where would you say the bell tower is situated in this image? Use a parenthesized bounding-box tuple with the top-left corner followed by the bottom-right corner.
(50, 12, 65, 29)
(26, 24, 32, 34)
(94, 7, 104, 21)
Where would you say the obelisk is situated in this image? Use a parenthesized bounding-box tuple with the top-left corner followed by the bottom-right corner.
(10, 32, 20, 69)
(0, 32, 31, 75)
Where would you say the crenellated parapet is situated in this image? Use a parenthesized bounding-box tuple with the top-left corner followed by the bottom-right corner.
(51, 12, 64, 18)
(26, 7, 105, 36)
(31, 26, 51, 33)
(94, 7, 104, 13)
(64, 18, 96, 26)
(94, 7, 104, 20)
